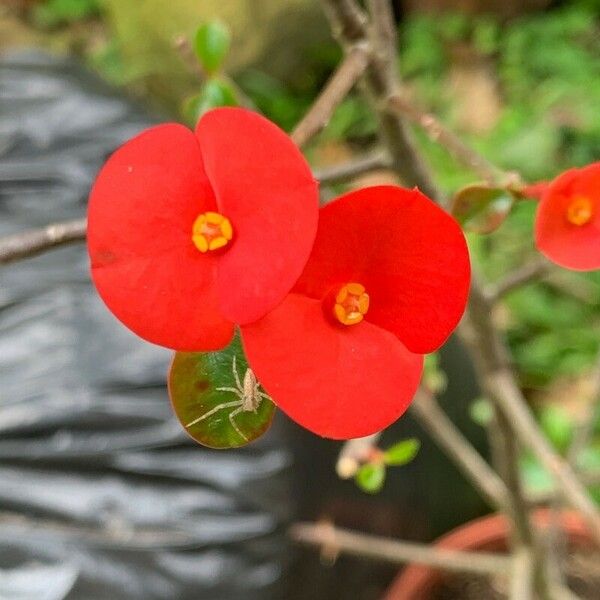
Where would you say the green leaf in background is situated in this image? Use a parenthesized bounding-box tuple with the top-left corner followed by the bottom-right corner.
(470, 397, 494, 427)
(33, 0, 100, 28)
(521, 453, 553, 494)
(193, 20, 231, 75)
(168, 333, 276, 449)
(539, 404, 574, 454)
(423, 352, 447, 394)
(355, 463, 386, 494)
(183, 78, 238, 124)
(451, 183, 515, 234)
(383, 438, 421, 467)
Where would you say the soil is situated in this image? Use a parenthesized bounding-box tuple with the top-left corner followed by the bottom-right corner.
(432, 550, 600, 600)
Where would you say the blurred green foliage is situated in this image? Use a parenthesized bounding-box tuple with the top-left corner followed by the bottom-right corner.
(33, 0, 101, 28)
(355, 438, 421, 493)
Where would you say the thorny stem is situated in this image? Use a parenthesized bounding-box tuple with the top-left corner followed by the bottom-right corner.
(291, 44, 371, 148)
(321, 0, 441, 200)
(0, 218, 87, 266)
(313, 151, 391, 185)
(290, 521, 513, 575)
(386, 94, 517, 188)
(410, 387, 510, 511)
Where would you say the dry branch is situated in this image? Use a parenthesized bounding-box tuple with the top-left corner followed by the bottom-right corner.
(290, 521, 512, 575)
(0, 218, 87, 266)
(291, 44, 371, 148)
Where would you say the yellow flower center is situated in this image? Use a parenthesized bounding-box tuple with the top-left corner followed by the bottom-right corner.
(566, 196, 593, 226)
(192, 211, 233, 253)
(333, 282, 370, 326)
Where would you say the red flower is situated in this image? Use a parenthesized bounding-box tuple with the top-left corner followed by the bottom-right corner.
(87, 108, 318, 351)
(535, 162, 600, 271)
(240, 186, 471, 439)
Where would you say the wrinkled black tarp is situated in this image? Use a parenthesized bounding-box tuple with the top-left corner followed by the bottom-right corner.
(0, 51, 291, 600)
(0, 52, 487, 600)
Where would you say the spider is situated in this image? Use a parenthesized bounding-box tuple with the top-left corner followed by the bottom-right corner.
(186, 356, 271, 442)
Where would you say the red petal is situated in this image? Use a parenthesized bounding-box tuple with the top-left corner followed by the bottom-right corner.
(195, 108, 319, 325)
(294, 186, 471, 354)
(535, 163, 600, 271)
(88, 123, 234, 350)
(241, 294, 423, 439)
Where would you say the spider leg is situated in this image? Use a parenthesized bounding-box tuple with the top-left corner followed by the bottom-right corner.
(257, 391, 271, 401)
(186, 400, 242, 428)
(232, 355, 243, 390)
(229, 407, 248, 442)
(216, 386, 242, 395)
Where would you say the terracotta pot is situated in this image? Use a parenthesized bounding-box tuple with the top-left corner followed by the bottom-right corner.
(383, 509, 593, 600)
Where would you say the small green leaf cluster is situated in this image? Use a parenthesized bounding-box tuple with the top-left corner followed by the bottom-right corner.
(355, 438, 421, 494)
(184, 21, 239, 123)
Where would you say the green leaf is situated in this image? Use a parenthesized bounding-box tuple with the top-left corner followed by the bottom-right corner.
(539, 405, 573, 454)
(423, 352, 447, 394)
(183, 79, 238, 124)
(193, 20, 232, 74)
(355, 463, 386, 494)
(451, 184, 515, 234)
(168, 333, 276, 449)
(383, 438, 421, 466)
(470, 397, 494, 427)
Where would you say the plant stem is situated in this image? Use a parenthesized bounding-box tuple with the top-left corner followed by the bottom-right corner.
(0, 218, 87, 266)
(291, 44, 371, 148)
(290, 521, 512, 575)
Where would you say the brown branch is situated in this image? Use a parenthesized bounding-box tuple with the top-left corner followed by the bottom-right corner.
(0, 218, 87, 266)
(410, 387, 510, 510)
(290, 521, 512, 575)
(461, 279, 600, 546)
(386, 94, 513, 187)
(486, 257, 552, 301)
(291, 44, 371, 148)
(314, 151, 391, 185)
(510, 548, 534, 600)
(568, 357, 600, 466)
(321, 0, 441, 200)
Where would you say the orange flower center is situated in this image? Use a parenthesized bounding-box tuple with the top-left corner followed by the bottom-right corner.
(333, 282, 370, 326)
(192, 211, 233, 253)
(566, 196, 593, 226)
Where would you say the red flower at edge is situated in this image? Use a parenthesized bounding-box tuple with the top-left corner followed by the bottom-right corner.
(240, 186, 471, 439)
(87, 107, 318, 351)
(535, 162, 600, 271)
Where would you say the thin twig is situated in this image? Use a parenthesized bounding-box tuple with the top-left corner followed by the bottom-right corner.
(486, 257, 552, 301)
(461, 279, 600, 546)
(410, 387, 509, 510)
(313, 151, 391, 185)
(290, 521, 512, 575)
(0, 218, 87, 266)
(291, 44, 371, 148)
(386, 94, 513, 187)
(321, 0, 441, 200)
(568, 356, 600, 468)
(510, 548, 534, 600)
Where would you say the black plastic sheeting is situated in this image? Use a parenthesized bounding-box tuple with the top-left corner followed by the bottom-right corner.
(0, 52, 291, 600)
(0, 51, 488, 600)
